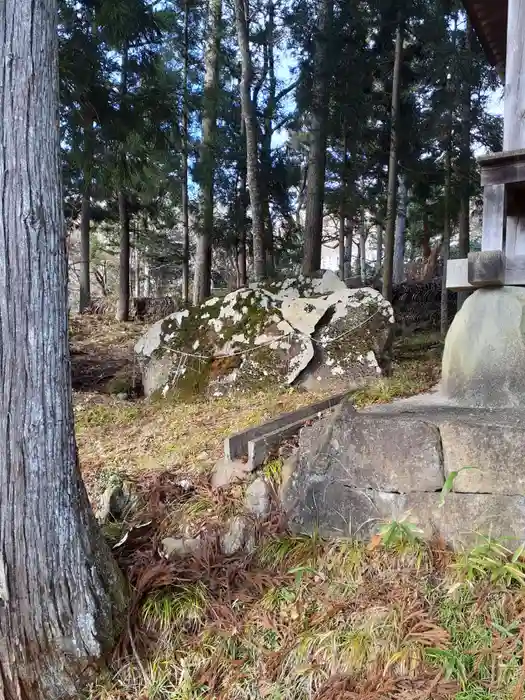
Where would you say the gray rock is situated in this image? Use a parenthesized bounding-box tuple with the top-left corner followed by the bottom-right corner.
(96, 482, 130, 523)
(220, 516, 254, 555)
(282, 402, 443, 498)
(134, 278, 394, 398)
(116, 392, 129, 401)
(280, 296, 333, 336)
(440, 420, 525, 495)
(244, 477, 271, 518)
(401, 492, 525, 548)
(161, 537, 202, 559)
(211, 458, 252, 490)
(442, 287, 525, 407)
(285, 487, 525, 549)
(301, 287, 394, 391)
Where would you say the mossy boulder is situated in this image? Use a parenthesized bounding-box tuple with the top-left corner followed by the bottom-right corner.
(135, 279, 394, 398)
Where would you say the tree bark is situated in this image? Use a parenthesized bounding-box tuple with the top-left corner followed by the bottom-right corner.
(375, 226, 383, 273)
(116, 42, 130, 321)
(234, 0, 266, 281)
(181, 0, 190, 304)
(457, 19, 472, 311)
(393, 172, 407, 284)
(359, 221, 367, 285)
(302, 0, 333, 275)
(260, 0, 276, 275)
(344, 227, 353, 282)
(237, 155, 248, 287)
(0, 2, 127, 698)
(338, 126, 349, 281)
(79, 188, 91, 312)
(382, 16, 403, 302)
(117, 189, 130, 321)
(194, 0, 221, 305)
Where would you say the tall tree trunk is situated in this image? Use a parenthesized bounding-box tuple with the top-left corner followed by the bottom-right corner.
(382, 16, 403, 302)
(116, 42, 130, 321)
(344, 227, 353, 282)
(338, 125, 349, 281)
(457, 19, 472, 311)
(441, 144, 452, 336)
(260, 0, 276, 275)
(79, 188, 91, 312)
(375, 226, 383, 273)
(117, 189, 130, 321)
(393, 172, 407, 284)
(234, 0, 266, 281)
(237, 155, 248, 287)
(134, 223, 141, 298)
(359, 222, 367, 285)
(0, 2, 126, 697)
(181, 0, 190, 304)
(194, 0, 221, 305)
(302, 0, 333, 274)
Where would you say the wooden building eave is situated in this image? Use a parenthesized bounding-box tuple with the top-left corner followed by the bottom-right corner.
(462, 0, 507, 74)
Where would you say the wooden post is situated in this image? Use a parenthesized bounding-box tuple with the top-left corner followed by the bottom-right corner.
(503, 0, 525, 256)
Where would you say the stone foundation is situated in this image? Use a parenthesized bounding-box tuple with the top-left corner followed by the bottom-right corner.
(281, 398, 525, 548)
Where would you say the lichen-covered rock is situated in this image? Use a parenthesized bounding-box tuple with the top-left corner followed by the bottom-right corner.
(135, 277, 394, 398)
(300, 287, 395, 391)
(251, 269, 346, 302)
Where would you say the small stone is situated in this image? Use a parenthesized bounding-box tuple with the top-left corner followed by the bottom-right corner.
(96, 483, 129, 523)
(116, 392, 129, 401)
(161, 537, 201, 559)
(220, 516, 253, 555)
(211, 458, 251, 490)
(176, 478, 194, 492)
(244, 477, 271, 518)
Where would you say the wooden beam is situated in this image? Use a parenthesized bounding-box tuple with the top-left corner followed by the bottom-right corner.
(447, 254, 525, 290)
(482, 184, 507, 251)
(479, 148, 525, 186)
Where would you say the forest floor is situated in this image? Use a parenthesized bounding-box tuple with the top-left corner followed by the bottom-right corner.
(72, 316, 525, 700)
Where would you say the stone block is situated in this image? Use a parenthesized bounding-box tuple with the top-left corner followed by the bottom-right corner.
(467, 250, 505, 287)
(442, 287, 525, 407)
(440, 420, 525, 495)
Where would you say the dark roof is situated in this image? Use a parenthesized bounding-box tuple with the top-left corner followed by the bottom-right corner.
(463, 0, 507, 72)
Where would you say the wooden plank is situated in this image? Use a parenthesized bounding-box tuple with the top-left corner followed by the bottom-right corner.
(503, 0, 525, 150)
(480, 159, 525, 187)
(503, 253, 525, 283)
(224, 392, 346, 460)
(482, 184, 506, 251)
(447, 254, 525, 289)
(446, 259, 473, 291)
(467, 250, 505, 286)
(506, 215, 525, 256)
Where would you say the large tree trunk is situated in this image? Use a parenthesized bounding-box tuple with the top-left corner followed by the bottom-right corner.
(237, 155, 248, 287)
(0, 2, 127, 697)
(193, 0, 221, 305)
(382, 16, 403, 302)
(302, 0, 333, 275)
(79, 188, 91, 312)
(393, 172, 407, 284)
(116, 43, 130, 321)
(234, 0, 266, 281)
(117, 189, 130, 321)
(181, 0, 190, 304)
(260, 0, 276, 275)
(457, 18, 472, 311)
(344, 227, 353, 282)
(338, 126, 349, 281)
